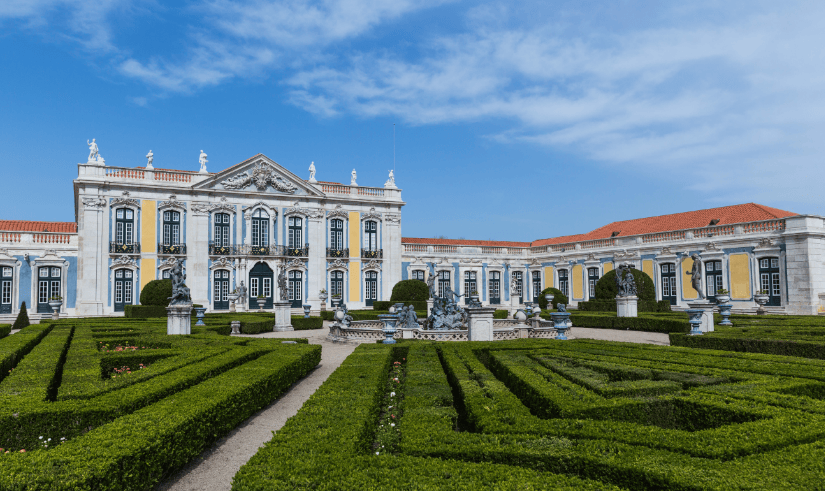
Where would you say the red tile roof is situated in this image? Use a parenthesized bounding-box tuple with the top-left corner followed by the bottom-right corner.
(403, 203, 796, 248)
(136, 167, 210, 174)
(0, 220, 77, 234)
(309, 181, 344, 185)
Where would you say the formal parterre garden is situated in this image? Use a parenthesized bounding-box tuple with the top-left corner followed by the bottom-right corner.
(234, 339, 825, 490)
(0, 317, 320, 490)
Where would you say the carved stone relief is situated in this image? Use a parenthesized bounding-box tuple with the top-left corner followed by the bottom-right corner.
(221, 162, 297, 193)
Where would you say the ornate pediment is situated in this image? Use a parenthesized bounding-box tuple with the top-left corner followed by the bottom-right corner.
(327, 205, 348, 219)
(361, 207, 382, 221)
(194, 155, 324, 197)
(111, 191, 140, 208)
(110, 255, 138, 268)
(327, 258, 347, 270)
(159, 195, 186, 212)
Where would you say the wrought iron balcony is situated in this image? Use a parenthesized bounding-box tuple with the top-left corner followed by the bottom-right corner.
(287, 244, 310, 257)
(362, 249, 383, 259)
(158, 243, 186, 255)
(110, 242, 140, 254)
(209, 243, 238, 256)
(249, 245, 270, 255)
(327, 248, 349, 258)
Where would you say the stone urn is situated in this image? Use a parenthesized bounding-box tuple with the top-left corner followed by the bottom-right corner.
(228, 293, 239, 312)
(331, 296, 341, 308)
(378, 313, 398, 345)
(194, 307, 207, 326)
(470, 293, 480, 305)
(716, 294, 731, 305)
(48, 299, 63, 320)
(302, 304, 311, 318)
(544, 293, 554, 310)
(255, 297, 266, 312)
(754, 293, 770, 315)
(524, 303, 533, 317)
(514, 309, 528, 322)
(319, 292, 328, 302)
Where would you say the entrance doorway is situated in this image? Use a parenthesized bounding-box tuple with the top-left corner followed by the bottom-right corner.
(249, 262, 274, 309)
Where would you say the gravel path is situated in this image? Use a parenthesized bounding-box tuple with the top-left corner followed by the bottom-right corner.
(569, 327, 671, 345)
(156, 326, 366, 491)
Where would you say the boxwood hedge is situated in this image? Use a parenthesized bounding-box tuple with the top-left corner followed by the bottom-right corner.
(235, 339, 825, 489)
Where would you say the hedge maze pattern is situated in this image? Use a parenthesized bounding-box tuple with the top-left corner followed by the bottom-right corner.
(0, 319, 320, 490)
(235, 340, 825, 490)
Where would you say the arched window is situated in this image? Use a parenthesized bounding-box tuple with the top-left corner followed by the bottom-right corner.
(214, 270, 230, 310)
(288, 270, 303, 307)
(759, 257, 781, 306)
(162, 211, 181, 246)
(532, 271, 542, 303)
(365, 221, 378, 251)
(365, 271, 378, 306)
(114, 268, 134, 312)
(489, 271, 500, 304)
(288, 217, 303, 249)
(329, 219, 344, 253)
(252, 209, 269, 247)
(412, 270, 425, 281)
(437, 270, 451, 297)
(587, 268, 599, 299)
(464, 271, 477, 304)
(37, 266, 61, 313)
(115, 208, 134, 245)
(0, 267, 13, 314)
(214, 213, 230, 247)
(330, 271, 344, 299)
(705, 260, 723, 301)
(558, 270, 569, 298)
(661, 264, 677, 305)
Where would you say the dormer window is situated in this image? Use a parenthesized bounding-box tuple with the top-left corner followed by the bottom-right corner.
(611, 231, 621, 237)
(709, 219, 720, 226)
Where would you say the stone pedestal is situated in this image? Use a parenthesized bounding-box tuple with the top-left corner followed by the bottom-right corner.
(230, 321, 241, 335)
(273, 300, 293, 332)
(550, 312, 571, 340)
(167, 304, 192, 335)
(687, 301, 715, 333)
(467, 307, 495, 341)
(616, 296, 638, 317)
(427, 299, 434, 316)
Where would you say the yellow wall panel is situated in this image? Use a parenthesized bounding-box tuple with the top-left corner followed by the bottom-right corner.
(642, 260, 654, 280)
(730, 254, 751, 299)
(348, 212, 360, 255)
(544, 266, 554, 290)
(603, 262, 613, 274)
(141, 200, 157, 254)
(572, 264, 583, 299)
(349, 261, 361, 302)
(139, 258, 156, 296)
(681, 256, 698, 300)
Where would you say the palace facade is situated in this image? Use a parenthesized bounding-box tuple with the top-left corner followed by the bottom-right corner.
(0, 151, 824, 320)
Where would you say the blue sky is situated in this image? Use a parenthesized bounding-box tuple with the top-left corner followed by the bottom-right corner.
(1, 0, 823, 242)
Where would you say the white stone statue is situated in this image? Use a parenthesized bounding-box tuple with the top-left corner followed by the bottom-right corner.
(87, 139, 103, 163)
(146, 150, 154, 169)
(308, 161, 317, 183)
(350, 169, 358, 186)
(199, 150, 208, 173)
(384, 169, 396, 188)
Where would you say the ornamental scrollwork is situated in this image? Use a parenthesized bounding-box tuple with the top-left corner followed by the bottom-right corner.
(111, 191, 140, 208)
(82, 197, 107, 210)
(756, 237, 774, 249)
(191, 203, 211, 216)
(159, 195, 186, 211)
(210, 257, 235, 270)
(111, 255, 138, 268)
(327, 259, 347, 270)
(361, 207, 382, 221)
(363, 259, 382, 271)
(327, 205, 348, 219)
(704, 241, 721, 252)
(221, 162, 297, 194)
(384, 213, 401, 224)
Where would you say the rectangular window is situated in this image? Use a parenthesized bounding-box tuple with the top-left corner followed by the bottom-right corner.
(250, 278, 259, 297)
(589, 279, 596, 298)
(252, 220, 260, 246)
(263, 278, 272, 298)
(52, 267, 61, 277)
(40, 268, 49, 278)
(771, 258, 779, 269)
(1, 281, 11, 304)
(662, 277, 671, 297)
(116, 281, 123, 303)
(173, 224, 180, 245)
(125, 222, 133, 245)
(50, 281, 60, 300)
(124, 280, 132, 304)
(214, 280, 220, 303)
(3, 267, 12, 277)
(761, 273, 770, 293)
(39, 281, 48, 303)
(221, 279, 229, 301)
(760, 259, 769, 269)
(670, 277, 676, 296)
(771, 273, 780, 296)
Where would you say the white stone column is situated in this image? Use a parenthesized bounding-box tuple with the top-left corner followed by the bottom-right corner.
(189, 206, 210, 309)
(307, 211, 325, 312)
(76, 195, 107, 315)
(384, 214, 402, 300)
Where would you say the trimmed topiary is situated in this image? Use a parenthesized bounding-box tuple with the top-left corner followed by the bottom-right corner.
(595, 268, 655, 301)
(140, 279, 173, 306)
(537, 287, 568, 310)
(12, 302, 30, 330)
(390, 279, 430, 302)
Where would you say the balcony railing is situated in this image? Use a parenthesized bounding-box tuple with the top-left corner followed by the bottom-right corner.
(208, 243, 311, 257)
(158, 243, 187, 255)
(287, 245, 310, 257)
(209, 243, 238, 256)
(362, 249, 383, 259)
(110, 242, 140, 254)
(327, 248, 349, 258)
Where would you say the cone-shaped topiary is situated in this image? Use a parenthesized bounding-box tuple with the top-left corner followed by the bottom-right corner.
(390, 279, 431, 301)
(595, 268, 655, 301)
(537, 287, 568, 310)
(140, 279, 173, 306)
(12, 301, 30, 330)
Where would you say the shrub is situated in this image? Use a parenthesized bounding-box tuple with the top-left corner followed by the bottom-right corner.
(291, 317, 323, 330)
(390, 279, 430, 302)
(577, 300, 665, 312)
(570, 312, 689, 333)
(536, 287, 568, 310)
(0, 325, 10, 339)
(494, 309, 509, 319)
(595, 269, 655, 301)
(140, 279, 173, 306)
(12, 302, 30, 330)
(125, 305, 169, 318)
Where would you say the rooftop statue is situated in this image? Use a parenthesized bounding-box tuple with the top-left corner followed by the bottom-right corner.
(350, 169, 357, 186)
(87, 139, 102, 163)
(199, 150, 208, 173)
(308, 161, 317, 183)
(146, 150, 154, 169)
(384, 169, 396, 188)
